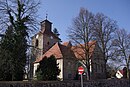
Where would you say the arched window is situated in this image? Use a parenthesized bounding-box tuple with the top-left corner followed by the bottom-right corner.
(35, 39, 39, 47)
(47, 42, 49, 45)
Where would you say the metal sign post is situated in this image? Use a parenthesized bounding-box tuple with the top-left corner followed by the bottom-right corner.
(78, 66, 84, 87)
(81, 74, 83, 87)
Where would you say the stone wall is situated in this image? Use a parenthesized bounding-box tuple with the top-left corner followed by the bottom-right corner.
(0, 79, 129, 87)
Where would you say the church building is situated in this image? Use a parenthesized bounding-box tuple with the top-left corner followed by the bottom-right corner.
(31, 19, 106, 80)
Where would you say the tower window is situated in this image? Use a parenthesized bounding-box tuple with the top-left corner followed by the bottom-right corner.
(47, 42, 49, 45)
(50, 36, 53, 39)
(68, 73, 72, 78)
(35, 39, 39, 47)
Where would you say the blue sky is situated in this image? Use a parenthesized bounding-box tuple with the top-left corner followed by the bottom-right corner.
(37, 0, 130, 42)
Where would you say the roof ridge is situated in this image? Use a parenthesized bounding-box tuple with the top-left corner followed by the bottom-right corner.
(57, 43, 64, 57)
(35, 42, 63, 63)
(46, 42, 63, 58)
(62, 41, 72, 47)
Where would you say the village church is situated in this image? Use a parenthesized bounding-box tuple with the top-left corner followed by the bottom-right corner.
(31, 19, 106, 80)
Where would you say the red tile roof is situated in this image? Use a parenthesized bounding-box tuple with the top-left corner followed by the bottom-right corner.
(35, 42, 63, 63)
(71, 41, 96, 60)
(35, 41, 97, 63)
(62, 41, 72, 48)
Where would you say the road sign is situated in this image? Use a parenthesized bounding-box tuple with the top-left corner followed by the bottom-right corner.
(78, 66, 84, 87)
(78, 66, 84, 75)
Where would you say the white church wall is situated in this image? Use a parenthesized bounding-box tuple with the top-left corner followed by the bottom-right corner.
(33, 63, 39, 78)
(57, 59, 63, 80)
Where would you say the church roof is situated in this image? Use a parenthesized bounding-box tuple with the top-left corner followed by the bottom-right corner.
(35, 41, 97, 63)
(35, 43, 62, 62)
(40, 19, 52, 24)
(31, 19, 60, 40)
(35, 42, 75, 63)
(71, 41, 96, 60)
(62, 41, 72, 48)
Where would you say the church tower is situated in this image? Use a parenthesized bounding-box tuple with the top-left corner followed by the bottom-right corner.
(32, 19, 60, 60)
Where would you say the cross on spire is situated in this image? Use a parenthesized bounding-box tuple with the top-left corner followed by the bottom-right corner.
(46, 13, 48, 20)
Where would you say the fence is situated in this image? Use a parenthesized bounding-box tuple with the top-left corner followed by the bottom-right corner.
(0, 79, 129, 87)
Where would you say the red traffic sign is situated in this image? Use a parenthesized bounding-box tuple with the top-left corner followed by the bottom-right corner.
(78, 66, 84, 74)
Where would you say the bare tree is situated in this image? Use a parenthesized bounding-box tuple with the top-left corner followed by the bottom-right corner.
(112, 29, 130, 78)
(68, 8, 94, 80)
(0, 0, 40, 80)
(93, 13, 117, 77)
(0, 0, 39, 34)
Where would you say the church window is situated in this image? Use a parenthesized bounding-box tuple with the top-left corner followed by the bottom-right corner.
(47, 42, 49, 45)
(68, 73, 72, 78)
(35, 39, 39, 47)
(50, 36, 53, 39)
(95, 64, 97, 72)
(101, 64, 104, 72)
(36, 34, 39, 39)
(99, 64, 101, 72)
(68, 61, 71, 65)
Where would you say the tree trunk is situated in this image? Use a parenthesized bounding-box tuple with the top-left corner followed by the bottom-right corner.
(87, 65, 90, 80)
(127, 64, 129, 79)
(103, 51, 107, 79)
